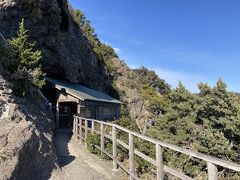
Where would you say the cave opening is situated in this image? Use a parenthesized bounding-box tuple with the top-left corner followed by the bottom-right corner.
(57, 0, 69, 32)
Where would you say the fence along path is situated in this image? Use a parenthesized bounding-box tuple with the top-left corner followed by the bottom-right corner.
(73, 115, 240, 180)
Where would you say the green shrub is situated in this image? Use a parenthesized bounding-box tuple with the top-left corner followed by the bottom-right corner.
(114, 116, 139, 132)
(86, 132, 113, 160)
(134, 138, 154, 175)
(86, 132, 101, 154)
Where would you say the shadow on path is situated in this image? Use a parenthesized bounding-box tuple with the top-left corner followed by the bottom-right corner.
(54, 131, 75, 167)
(52, 130, 121, 180)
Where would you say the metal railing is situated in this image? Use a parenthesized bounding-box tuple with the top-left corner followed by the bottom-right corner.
(73, 115, 240, 180)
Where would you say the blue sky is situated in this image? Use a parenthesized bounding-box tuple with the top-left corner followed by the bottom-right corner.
(69, 0, 240, 92)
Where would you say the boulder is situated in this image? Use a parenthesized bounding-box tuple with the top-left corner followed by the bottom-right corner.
(0, 76, 58, 180)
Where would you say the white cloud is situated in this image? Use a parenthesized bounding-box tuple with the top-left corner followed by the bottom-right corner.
(128, 64, 139, 69)
(129, 64, 212, 93)
(154, 68, 206, 92)
(103, 41, 111, 45)
(102, 41, 120, 54)
(113, 47, 120, 53)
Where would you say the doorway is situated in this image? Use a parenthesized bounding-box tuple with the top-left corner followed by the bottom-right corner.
(59, 102, 77, 129)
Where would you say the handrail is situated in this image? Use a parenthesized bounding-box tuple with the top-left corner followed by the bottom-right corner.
(73, 115, 240, 180)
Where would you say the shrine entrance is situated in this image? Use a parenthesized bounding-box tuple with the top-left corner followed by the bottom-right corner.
(59, 102, 77, 129)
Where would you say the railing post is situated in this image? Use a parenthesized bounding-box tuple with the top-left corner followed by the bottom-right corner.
(91, 121, 94, 134)
(156, 144, 164, 180)
(85, 119, 88, 148)
(112, 126, 118, 171)
(73, 116, 76, 137)
(207, 162, 218, 180)
(79, 118, 82, 144)
(129, 133, 134, 180)
(75, 117, 78, 139)
(101, 122, 104, 154)
(77, 117, 80, 139)
(56, 101, 59, 129)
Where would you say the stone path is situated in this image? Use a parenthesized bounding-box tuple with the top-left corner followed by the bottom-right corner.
(52, 131, 118, 180)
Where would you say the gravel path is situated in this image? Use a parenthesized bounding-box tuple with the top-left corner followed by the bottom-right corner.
(51, 131, 117, 180)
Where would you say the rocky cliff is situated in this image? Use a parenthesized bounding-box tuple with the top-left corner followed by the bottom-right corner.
(0, 0, 109, 90)
(0, 74, 58, 179)
(110, 58, 151, 132)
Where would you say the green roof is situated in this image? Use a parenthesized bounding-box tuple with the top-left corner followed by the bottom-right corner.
(45, 77, 122, 104)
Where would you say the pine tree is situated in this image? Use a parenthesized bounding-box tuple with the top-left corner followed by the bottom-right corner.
(195, 80, 240, 163)
(149, 82, 197, 145)
(8, 19, 44, 89)
(9, 19, 42, 69)
(147, 82, 204, 177)
(147, 81, 240, 177)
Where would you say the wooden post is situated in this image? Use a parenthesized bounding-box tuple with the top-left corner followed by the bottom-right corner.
(73, 116, 76, 137)
(112, 126, 118, 171)
(72, 116, 75, 132)
(129, 133, 134, 180)
(56, 101, 60, 129)
(207, 162, 218, 180)
(85, 119, 88, 148)
(91, 121, 94, 134)
(79, 118, 82, 144)
(77, 101, 81, 114)
(75, 117, 77, 135)
(101, 122, 104, 154)
(156, 144, 164, 180)
(75, 117, 78, 136)
(76, 117, 79, 139)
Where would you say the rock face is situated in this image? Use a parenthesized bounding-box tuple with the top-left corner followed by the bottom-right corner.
(111, 58, 151, 133)
(0, 75, 58, 180)
(0, 0, 108, 89)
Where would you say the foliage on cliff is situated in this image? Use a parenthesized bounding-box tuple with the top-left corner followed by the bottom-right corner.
(73, 9, 118, 77)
